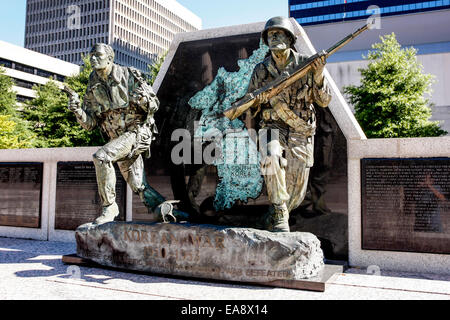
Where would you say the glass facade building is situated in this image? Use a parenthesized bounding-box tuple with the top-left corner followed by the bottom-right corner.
(289, 0, 450, 26)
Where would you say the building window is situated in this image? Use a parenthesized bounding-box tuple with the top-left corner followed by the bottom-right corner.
(0, 58, 13, 69)
(13, 78, 35, 90)
(36, 69, 54, 78)
(14, 62, 35, 74)
(292, 0, 450, 25)
(16, 95, 32, 103)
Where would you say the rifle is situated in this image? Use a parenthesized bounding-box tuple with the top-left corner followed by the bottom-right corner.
(223, 22, 371, 120)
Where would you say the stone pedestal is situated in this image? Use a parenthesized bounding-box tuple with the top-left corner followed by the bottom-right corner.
(75, 222, 324, 282)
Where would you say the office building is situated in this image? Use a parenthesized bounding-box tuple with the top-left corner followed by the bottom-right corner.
(24, 0, 202, 72)
(290, 1, 450, 134)
(0, 40, 79, 102)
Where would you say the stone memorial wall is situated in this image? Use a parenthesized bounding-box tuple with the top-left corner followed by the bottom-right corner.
(0, 163, 42, 228)
(362, 158, 450, 254)
(55, 162, 126, 230)
(348, 137, 450, 275)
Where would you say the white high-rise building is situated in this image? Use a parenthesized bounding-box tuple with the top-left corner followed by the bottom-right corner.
(0, 40, 79, 102)
(24, 0, 202, 72)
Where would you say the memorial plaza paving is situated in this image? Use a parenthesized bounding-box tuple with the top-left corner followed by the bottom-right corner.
(1, 237, 449, 300)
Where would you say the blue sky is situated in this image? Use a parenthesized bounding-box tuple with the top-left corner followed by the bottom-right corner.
(0, 0, 288, 47)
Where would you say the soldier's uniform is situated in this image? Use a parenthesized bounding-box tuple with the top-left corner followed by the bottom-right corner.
(248, 17, 332, 232)
(72, 64, 160, 223)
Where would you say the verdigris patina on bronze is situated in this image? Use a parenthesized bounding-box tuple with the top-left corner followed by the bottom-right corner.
(65, 43, 166, 224)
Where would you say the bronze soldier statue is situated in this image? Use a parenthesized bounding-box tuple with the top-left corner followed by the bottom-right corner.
(66, 43, 160, 224)
(248, 17, 332, 232)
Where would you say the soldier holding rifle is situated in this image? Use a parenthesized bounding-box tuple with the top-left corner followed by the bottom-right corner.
(225, 17, 370, 232)
(246, 16, 332, 232)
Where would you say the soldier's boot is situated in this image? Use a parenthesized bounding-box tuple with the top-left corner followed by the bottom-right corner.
(271, 204, 290, 232)
(94, 202, 119, 224)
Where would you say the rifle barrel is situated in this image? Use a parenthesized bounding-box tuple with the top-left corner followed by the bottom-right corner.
(224, 22, 371, 120)
(326, 23, 370, 58)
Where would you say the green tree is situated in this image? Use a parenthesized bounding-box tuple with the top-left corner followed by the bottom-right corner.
(65, 54, 94, 98)
(147, 52, 167, 85)
(0, 67, 17, 115)
(345, 33, 447, 138)
(0, 67, 37, 149)
(0, 115, 36, 149)
(22, 55, 103, 147)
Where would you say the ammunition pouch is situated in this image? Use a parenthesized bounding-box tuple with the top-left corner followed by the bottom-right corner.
(271, 102, 316, 137)
(262, 109, 280, 122)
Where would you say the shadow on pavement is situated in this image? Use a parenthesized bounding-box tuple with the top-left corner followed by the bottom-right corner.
(0, 237, 273, 290)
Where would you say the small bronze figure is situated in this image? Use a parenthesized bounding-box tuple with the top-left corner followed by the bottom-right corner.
(66, 43, 160, 224)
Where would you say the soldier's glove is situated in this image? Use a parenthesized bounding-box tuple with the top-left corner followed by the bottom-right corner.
(312, 54, 327, 84)
(63, 85, 81, 112)
(255, 91, 271, 106)
(68, 98, 81, 112)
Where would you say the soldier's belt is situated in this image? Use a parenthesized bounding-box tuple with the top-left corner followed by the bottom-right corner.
(262, 108, 312, 123)
(271, 103, 315, 136)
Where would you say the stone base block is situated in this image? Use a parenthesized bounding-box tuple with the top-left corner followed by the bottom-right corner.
(63, 253, 342, 292)
(75, 222, 325, 283)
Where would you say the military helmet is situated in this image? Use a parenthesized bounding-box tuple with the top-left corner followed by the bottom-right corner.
(262, 16, 296, 47)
